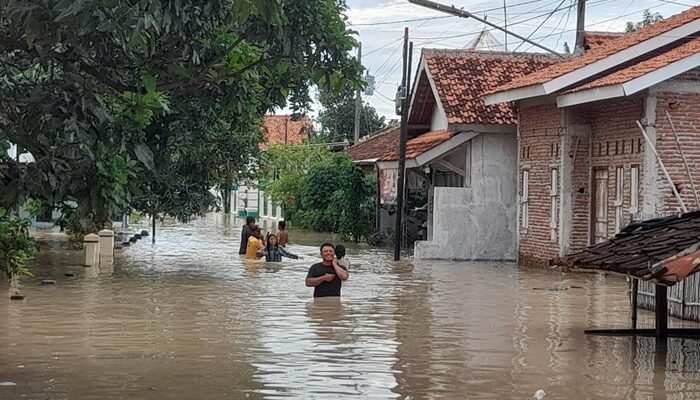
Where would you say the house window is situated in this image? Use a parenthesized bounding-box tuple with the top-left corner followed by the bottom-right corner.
(521, 169, 529, 233)
(263, 193, 268, 216)
(550, 168, 558, 241)
(630, 165, 640, 216)
(271, 200, 277, 218)
(615, 166, 624, 233)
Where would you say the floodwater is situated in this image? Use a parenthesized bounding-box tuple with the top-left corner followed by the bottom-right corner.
(2, 215, 700, 400)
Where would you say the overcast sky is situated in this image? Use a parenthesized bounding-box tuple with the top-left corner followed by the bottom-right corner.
(342, 0, 699, 120)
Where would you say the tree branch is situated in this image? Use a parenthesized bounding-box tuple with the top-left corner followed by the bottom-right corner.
(195, 33, 248, 81)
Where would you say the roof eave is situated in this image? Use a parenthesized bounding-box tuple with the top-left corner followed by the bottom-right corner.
(544, 18, 700, 94)
(448, 123, 517, 134)
(483, 84, 546, 105)
(413, 131, 480, 167)
(556, 85, 626, 107)
(352, 158, 379, 165)
(556, 51, 700, 107)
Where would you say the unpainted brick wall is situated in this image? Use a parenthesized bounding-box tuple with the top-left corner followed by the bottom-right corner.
(655, 91, 700, 212)
(518, 103, 562, 266)
(519, 97, 645, 266)
(588, 95, 645, 242)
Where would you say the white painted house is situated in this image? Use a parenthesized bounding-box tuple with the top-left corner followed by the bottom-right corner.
(376, 49, 558, 260)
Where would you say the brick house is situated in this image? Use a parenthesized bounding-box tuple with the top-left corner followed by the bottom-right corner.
(484, 6, 700, 266)
(348, 49, 557, 260)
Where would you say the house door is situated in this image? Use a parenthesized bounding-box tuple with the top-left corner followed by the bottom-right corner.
(591, 168, 609, 244)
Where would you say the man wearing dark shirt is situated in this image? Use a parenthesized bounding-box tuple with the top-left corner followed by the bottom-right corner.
(238, 216, 255, 255)
(305, 243, 349, 297)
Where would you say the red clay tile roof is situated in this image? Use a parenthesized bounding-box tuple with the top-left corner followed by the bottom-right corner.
(423, 49, 558, 125)
(491, 6, 700, 94)
(565, 211, 700, 285)
(347, 125, 400, 162)
(584, 31, 626, 51)
(261, 115, 311, 149)
(381, 130, 455, 161)
(568, 36, 700, 93)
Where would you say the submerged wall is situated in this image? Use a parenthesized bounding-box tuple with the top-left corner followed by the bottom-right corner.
(414, 133, 517, 260)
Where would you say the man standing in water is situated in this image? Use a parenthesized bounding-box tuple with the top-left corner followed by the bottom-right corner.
(305, 243, 349, 297)
(238, 216, 255, 255)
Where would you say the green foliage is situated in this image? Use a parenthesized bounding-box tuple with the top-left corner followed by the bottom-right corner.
(22, 199, 43, 218)
(0, 207, 36, 280)
(265, 152, 375, 241)
(317, 87, 386, 142)
(626, 10, 663, 32)
(129, 211, 145, 224)
(406, 188, 428, 210)
(0, 0, 363, 227)
(259, 144, 333, 184)
(55, 204, 101, 244)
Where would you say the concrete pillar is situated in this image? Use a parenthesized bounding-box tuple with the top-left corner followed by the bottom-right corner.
(643, 92, 663, 216)
(83, 233, 100, 267)
(98, 229, 114, 258)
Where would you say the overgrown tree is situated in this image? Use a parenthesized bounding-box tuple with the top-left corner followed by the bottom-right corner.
(295, 154, 375, 240)
(0, 0, 363, 234)
(317, 87, 386, 142)
(626, 10, 664, 32)
(259, 143, 333, 214)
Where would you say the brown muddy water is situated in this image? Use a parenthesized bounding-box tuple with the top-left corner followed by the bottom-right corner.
(2, 214, 700, 400)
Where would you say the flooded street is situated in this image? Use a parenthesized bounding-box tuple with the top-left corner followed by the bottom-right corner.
(2, 214, 700, 399)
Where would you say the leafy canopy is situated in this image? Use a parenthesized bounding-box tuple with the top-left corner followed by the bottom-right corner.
(0, 0, 363, 228)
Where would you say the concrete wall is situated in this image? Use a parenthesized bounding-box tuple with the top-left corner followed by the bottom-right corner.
(415, 133, 518, 260)
(430, 107, 448, 131)
(258, 190, 284, 221)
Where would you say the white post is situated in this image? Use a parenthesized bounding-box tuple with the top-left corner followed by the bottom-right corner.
(98, 229, 115, 258)
(83, 233, 100, 267)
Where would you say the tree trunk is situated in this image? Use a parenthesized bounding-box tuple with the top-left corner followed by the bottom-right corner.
(10, 273, 19, 291)
(222, 178, 232, 214)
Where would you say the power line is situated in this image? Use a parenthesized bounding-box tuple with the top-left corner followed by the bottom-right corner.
(410, 0, 598, 42)
(372, 41, 404, 76)
(654, 0, 696, 6)
(412, 0, 629, 48)
(349, 15, 453, 27)
(515, 2, 671, 51)
(511, 0, 569, 52)
(348, 0, 554, 27)
(364, 37, 404, 57)
(553, 0, 574, 50)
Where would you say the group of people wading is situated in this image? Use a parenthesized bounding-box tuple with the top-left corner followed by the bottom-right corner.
(238, 217, 350, 297)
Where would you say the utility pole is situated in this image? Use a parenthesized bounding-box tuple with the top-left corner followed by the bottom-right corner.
(284, 117, 288, 145)
(408, 0, 563, 58)
(394, 29, 412, 261)
(574, 0, 586, 55)
(353, 42, 362, 144)
(503, 0, 508, 52)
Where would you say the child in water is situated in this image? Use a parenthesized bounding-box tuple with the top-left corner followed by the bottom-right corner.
(256, 234, 299, 262)
(245, 226, 265, 260)
(277, 220, 289, 247)
(333, 244, 350, 270)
